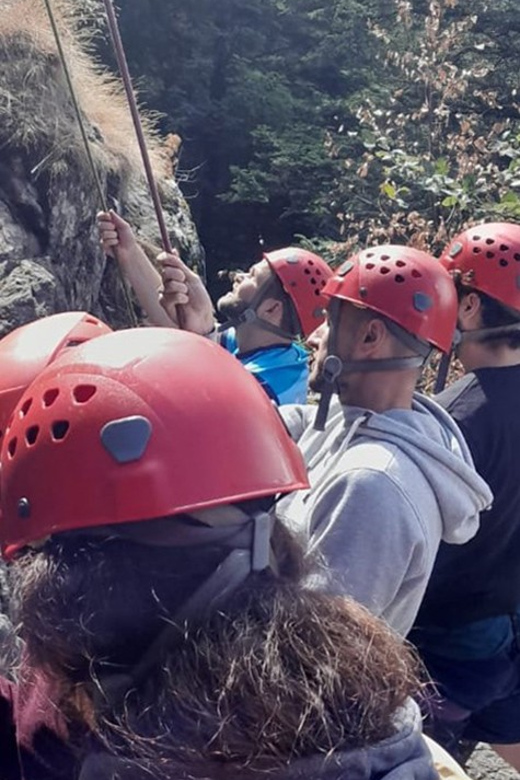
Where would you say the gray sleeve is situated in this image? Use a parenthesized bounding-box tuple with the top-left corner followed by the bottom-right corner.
(307, 468, 427, 635)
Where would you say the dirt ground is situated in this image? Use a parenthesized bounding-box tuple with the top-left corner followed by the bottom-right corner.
(467, 745, 519, 780)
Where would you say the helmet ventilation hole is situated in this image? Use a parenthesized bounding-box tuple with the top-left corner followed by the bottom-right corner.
(485, 238, 495, 245)
(411, 269, 422, 278)
(500, 244, 509, 251)
(499, 259, 509, 267)
(25, 426, 40, 446)
(20, 398, 33, 418)
(52, 421, 70, 441)
(73, 385, 97, 404)
(473, 247, 482, 254)
(304, 269, 311, 275)
(380, 267, 391, 275)
(395, 275, 405, 283)
(8, 438, 17, 458)
(396, 260, 406, 268)
(472, 235, 481, 241)
(380, 254, 390, 261)
(515, 254, 520, 262)
(486, 251, 495, 259)
(366, 263, 375, 270)
(43, 389, 60, 408)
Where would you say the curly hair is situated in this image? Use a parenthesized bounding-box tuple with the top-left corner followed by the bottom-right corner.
(10, 514, 420, 777)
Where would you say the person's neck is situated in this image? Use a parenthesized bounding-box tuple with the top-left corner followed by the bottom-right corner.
(339, 370, 418, 414)
(235, 324, 291, 353)
(459, 343, 520, 372)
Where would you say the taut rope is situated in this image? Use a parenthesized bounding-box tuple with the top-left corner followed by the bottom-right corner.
(101, 0, 186, 328)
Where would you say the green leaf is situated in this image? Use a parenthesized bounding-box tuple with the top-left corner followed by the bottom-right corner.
(434, 158, 450, 176)
(381, 181, 397, 199)
(501, 191, 520, 205)
(441, 195, 459, 208)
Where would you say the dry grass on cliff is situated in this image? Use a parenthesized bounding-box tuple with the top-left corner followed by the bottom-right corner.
(0, 0, 169, 181)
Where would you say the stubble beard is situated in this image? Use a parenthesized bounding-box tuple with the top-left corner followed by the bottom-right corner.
(217, 293, 250, 321)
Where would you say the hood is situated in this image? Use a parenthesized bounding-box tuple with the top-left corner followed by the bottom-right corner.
(347, 393, 492, 544)
(78, 700, 436, 780)
(285, 393, 492, 546)
(273, 699, 437, 780)
(281, 393, 492, 546)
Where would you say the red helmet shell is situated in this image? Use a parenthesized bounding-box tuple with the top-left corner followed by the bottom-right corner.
(264, 248, 333, 337)
(0, 312, 112, 439)
(322, 245, 457, 353)
(440, 222, 520, 312)
(0, 328, 308, 558)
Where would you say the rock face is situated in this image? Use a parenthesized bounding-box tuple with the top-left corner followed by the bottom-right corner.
(0, 0, 202, 335)
(467, 744, 520, 780)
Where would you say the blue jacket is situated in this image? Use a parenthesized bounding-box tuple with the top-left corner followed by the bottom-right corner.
(220, 329, 308, 405)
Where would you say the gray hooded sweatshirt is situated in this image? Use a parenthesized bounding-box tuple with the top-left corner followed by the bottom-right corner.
(78, 700, 439, 780)
(278, 394, 493, 636)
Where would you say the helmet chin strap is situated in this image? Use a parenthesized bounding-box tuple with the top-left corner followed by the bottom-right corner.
(93, 512, 275, 710)
(314, 301, 431, 431)
(218, 278, 299, 341)
(435, 322, 520, 394)
(458, 322, 520, 341)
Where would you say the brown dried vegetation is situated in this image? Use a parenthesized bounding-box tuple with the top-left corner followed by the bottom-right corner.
(0, 0, 169, 182)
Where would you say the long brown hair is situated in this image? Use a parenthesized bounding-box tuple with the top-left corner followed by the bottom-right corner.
(10, 514, 419, 776)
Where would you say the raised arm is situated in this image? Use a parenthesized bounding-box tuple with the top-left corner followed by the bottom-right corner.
(97, 210, 176, 327)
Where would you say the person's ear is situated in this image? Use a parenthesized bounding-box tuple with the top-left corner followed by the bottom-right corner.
(359, 318, 387, 354)
(257, 297, 284, 326)
(458, 292, 481, 330)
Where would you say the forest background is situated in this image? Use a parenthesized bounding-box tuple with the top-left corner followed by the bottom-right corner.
(91, 0, 520, 295)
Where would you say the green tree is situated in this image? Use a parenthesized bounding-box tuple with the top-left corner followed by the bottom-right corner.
(97, 0, 382, 278)
(90, 0, 520, 276)
(330, 0, 520, 254)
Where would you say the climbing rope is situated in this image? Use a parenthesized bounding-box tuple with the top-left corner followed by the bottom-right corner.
(101, 0, 186, 328)
(41, 0, 140, 328)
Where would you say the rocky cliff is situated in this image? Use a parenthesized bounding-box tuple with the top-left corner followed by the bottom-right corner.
(0, 0, 202, 334)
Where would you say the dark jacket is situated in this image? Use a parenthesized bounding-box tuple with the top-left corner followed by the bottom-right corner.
(417, 367, 520, 627)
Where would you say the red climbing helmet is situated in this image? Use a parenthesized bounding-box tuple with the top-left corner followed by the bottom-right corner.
(0, 328, 308, 558)
(265, 248, 333, 337)
(323, 245, 457, 353)
(440, 222, 520, 312)
(0, 312, 112, 440)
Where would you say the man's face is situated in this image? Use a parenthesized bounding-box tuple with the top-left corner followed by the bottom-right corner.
(307, 321, 329, 392)
(308, 302, 367, 395)
(217, 260, 274, 319)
